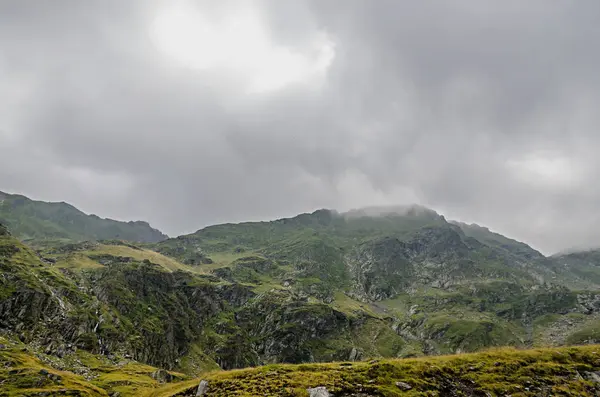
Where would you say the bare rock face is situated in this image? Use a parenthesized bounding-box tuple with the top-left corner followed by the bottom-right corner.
(308, 386, 330, 397)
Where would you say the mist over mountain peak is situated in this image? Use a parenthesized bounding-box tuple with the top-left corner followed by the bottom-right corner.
(343, 204, 440, 219)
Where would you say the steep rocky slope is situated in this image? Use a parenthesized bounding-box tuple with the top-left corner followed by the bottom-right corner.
(150, 207, 600, 357)
(0, 224, 405, 373)
(0, 191, 167, 243)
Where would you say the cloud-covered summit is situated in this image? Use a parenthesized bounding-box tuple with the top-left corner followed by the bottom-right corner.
(1, 1, 600, 254)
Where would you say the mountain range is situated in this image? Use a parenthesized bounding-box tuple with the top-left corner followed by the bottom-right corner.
(2, 192, 600, 396)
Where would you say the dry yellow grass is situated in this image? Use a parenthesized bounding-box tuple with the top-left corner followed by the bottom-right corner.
(85, 244, 208, 274)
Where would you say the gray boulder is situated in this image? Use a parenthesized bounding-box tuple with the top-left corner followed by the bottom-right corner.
(196, 380, 209, 396)
(308, 386, 330, 397)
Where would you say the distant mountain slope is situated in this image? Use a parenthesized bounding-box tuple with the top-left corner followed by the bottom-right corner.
(155, 205, 592, 298)
(552, 249, 600, 286)
(451, 221, 544, 261)
(0, 190, 167, 243)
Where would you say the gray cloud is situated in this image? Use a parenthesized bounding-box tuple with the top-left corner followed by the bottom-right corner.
(1, 0, 600, 254)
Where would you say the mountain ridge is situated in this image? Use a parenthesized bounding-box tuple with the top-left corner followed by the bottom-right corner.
(0, 190, 168, 243)
(1, 190, 589, 257)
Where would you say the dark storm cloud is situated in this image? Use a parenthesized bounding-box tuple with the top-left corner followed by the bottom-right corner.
(1, 1, 600, 253)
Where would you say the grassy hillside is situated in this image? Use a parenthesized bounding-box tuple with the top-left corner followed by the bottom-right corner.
(0, 335, 188, 397)
(553, 249, 600, 286)
(452, 221, 544, 261)
(0, 190, 167, 243)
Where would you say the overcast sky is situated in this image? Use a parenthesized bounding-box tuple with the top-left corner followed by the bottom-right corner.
(1, 1, 600, 254)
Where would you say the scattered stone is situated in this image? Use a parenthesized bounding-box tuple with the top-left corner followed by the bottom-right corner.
(196, 379, 209, 396)
(584, 371, 600, 384)
(152, 368, 173, 383)
(395, 381, 412, 391)
(39, 369, 49, 376)
(368, 359, 379, 364)
(0, 344, 5, 349)
(56, 345, 66, 358)
(49, 373, 62, 382)
(308, 386, 330, 397)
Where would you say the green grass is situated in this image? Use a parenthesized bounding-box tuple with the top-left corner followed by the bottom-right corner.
(86, 244, 204, 273)
(0, 337, 108, 396)
(141, 379, 201, 397)
(330, 291, 381, 318)
(176, 341, 221, 376)
(163, 344, 600, 396)
(0, 337, 188, 397)
(566, 320, 600, 345)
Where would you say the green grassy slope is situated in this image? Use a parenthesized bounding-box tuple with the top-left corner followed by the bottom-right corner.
(0, 190, 167, 243)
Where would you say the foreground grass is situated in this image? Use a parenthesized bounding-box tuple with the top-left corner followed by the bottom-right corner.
(3, 340, 600, 396)
(183, 345, 600, 396)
